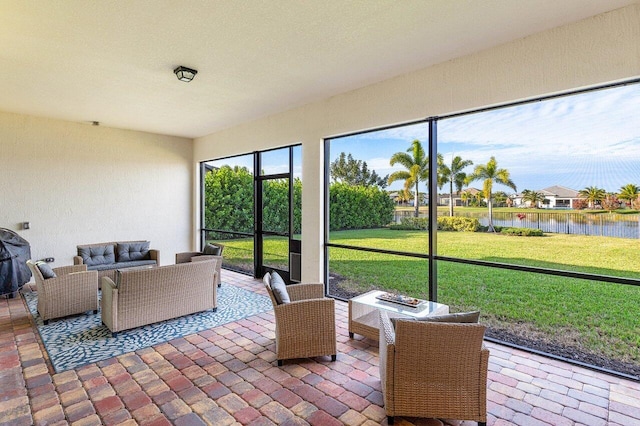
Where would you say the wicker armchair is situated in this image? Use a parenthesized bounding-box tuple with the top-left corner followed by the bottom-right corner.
(176, 243, 224, 287)
(379, 310, 489, 426)
(26, 261, 98, 325)
(263, 272, 337, 366)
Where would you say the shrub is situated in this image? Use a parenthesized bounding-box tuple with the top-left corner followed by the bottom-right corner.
(389, 217, 429, 230)
(572, 199, 588, 210)
(438, 216, 481, 232)
(329, 183, 395, 231)
(500, 227, 544, 236)
(389, 216, 480, 232)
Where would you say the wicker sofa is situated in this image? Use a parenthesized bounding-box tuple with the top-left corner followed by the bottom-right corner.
(73, 240, 160, 281)
(101, 259, 217, 336)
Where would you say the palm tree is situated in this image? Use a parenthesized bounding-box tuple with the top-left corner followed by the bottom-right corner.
(618, 183, 640, 207)
(460, 190, 472, 207)
(578, 186, 606, 209)
(438, 155, 473, 216)
(388, 140, 431, 217)
(466, 156, 516, 232)
(521, 189, 546, 208)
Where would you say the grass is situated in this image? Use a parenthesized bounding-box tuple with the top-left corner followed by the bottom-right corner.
(215, 228, 640, 368)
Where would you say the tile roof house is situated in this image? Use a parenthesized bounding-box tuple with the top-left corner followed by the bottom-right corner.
(512, 185, 581, 209)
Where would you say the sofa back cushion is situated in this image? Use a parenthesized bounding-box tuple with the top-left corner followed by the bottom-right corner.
(78, 244, 116, 266)
(117, 241, 150, 262)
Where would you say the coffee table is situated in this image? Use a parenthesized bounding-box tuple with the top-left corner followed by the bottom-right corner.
(348, 290, 449, 340)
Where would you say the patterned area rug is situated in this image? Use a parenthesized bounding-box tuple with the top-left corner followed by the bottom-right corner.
(24, 283, 272, 373)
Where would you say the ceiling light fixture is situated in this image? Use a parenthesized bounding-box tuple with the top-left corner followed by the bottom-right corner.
(173, 66, 198, 82)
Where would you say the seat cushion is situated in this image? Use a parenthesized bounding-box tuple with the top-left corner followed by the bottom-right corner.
(203, 243, 221, 256)
(87, 259, 156, 271)
(270, 272, 290, 304)
(116, 241, 150, 262)
(78, 244, 116, 266)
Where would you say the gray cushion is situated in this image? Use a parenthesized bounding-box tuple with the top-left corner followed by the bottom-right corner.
(203, 243, 221, 256)
(87, 259, 156, 271)
(419, 310, 480, 323)
(270, 272, 290, 305)
(116, 241, 150, 262)
(36, 262, 57, 279)
(78, 245, 116, 266)
(391, 310, 480, 328)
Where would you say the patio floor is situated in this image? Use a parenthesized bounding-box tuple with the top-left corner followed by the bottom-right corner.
(1, 270, 639, 426)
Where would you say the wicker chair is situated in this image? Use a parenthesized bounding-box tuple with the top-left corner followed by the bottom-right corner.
(263, 272, 337, 366)
(379, 310, 489, 426)
(175, 242, 224, 287)
(26, 261, 98, 325)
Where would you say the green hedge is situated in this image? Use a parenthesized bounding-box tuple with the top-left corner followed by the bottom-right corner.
(329, 182, 395, 231)
(204, 166, 393, 235)
(389, 216, 480, 232)
(500, 227, 544, 236)
(203, 165, 254, 234)
(438, 216, 481, 232)
(389, 217, 429, 230)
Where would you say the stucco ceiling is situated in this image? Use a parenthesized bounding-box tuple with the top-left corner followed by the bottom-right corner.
(0, 0, 636, 138)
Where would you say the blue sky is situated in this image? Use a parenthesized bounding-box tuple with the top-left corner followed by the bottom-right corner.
(331, 83, 640, 194)
(207, 83, 640, 194)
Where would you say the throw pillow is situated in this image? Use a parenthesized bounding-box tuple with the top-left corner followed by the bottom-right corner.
(79, 244, 116, 266)
(117, 241, 150, 262)
(36, 262, 57, 279)
(203, 243, 221, 256)
(269, 272, 291, 305)
(391, 310, 480, 328)
(420, 310, 480, 323)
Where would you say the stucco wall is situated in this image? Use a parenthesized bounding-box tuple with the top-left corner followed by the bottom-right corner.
(193, 4, 640, 282)
(0, 112, 193, 267)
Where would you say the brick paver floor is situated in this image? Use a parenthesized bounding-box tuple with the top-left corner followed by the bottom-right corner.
(1, 270, 639, 425)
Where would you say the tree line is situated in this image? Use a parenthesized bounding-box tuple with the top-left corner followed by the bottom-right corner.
(332, 139, 640, 231)
(203, 165, 394, 235)
(204, 142, 640, 237)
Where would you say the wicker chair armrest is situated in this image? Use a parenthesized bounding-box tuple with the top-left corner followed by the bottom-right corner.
(379, 310, 396, 346)
(379, 310, 396, 411)
(175, 251, 201, 264)
(149, 249, 160, 265)
(73, 255, 84, 265)
(274, 298, 335, 333)
(101, 277, 118, 332)
(287, 283, 324, 301)
(479, 345, 490, 419)
(53, 264, 87, 275)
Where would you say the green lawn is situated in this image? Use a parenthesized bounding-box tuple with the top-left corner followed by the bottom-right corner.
(214, 229, 640, 369)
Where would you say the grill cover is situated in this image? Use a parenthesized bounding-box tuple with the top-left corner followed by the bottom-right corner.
(0, 228, 32, 296)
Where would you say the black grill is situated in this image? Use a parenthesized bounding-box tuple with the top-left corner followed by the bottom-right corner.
(0, 228, 32, 297)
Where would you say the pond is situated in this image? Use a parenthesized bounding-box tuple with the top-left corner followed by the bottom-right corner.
(393, 210, 640, 239)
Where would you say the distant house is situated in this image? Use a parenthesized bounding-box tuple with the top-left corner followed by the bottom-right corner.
(443, 188, 483, 206)
(511, 185, 581, 209)
(388, 191, 429, 206)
